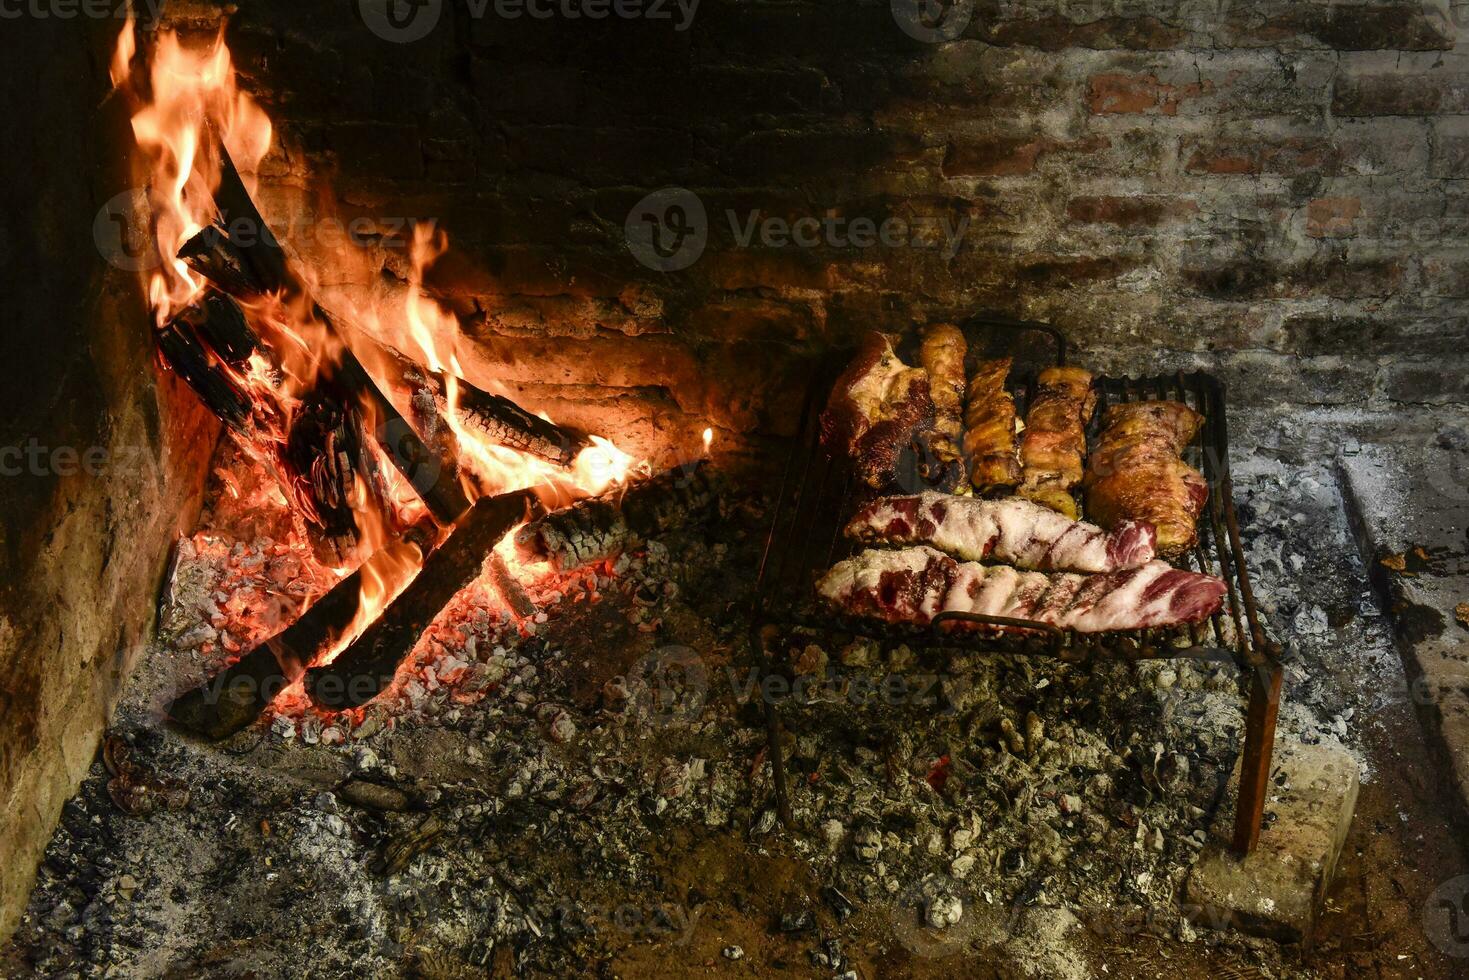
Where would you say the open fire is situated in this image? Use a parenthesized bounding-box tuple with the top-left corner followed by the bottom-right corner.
(108, 18, 678, 736)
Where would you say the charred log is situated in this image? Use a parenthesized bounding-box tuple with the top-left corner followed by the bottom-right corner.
(167, 527, 436, 740)
(178, 225, 264, 303)
(304, 490, 541, 710)
(455, 386, 585, 466)
(156, 312, 252, 430)
(514, 462, 713, 572)
(284, 391, 365, 548)
(487, 552, 536, 620)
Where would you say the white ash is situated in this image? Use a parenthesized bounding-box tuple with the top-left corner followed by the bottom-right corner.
(7, 423, 1405, 977)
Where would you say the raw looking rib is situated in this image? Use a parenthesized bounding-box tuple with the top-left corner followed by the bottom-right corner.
(813, 545, 957, 626)
(817, 546, 1225, 633)
(844, 491, 1157, 574)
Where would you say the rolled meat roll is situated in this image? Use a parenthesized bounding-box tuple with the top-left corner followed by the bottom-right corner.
(963, 357, 1021, 495)
(916, 323, 968, 492)
(1016, 366, 1096, 519)
(1084, 400, 1207, 556)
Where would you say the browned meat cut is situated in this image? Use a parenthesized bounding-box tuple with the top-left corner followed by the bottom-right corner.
(1084, 401, 1208, 556)
(1016, 366, 1096, 518)
(916, 323, 968, 492)
(820, 332, 934, 489)
(962, 357, 1021, 494)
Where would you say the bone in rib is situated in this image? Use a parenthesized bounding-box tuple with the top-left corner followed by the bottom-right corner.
(513, 462, 713, 573)
(844, 492, 1157, 574)
(304, 490, 542, 710)
(817, 545, 1225, 632)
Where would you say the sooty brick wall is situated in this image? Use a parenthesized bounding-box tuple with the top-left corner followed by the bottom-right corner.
(186, 0, 1469, 455)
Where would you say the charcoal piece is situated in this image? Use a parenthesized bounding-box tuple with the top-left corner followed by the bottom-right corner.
(513, 462, 713, 572)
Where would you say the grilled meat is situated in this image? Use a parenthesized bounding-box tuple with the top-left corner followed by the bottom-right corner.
(1016, 366, 1096, 519)
(1084, 401, 1207, 556)
(916, 323, 968, 492)
(962, 357, 1021, 494)
(844, 491, 1156, 573)
(817, 546, 1225, 633)
(820, 331, 934, 489)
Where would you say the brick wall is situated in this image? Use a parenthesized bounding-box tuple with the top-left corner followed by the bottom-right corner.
(203, 0, 1469, 458)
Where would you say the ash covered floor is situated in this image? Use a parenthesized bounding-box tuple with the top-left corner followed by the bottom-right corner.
(3, 410, 1467, 979)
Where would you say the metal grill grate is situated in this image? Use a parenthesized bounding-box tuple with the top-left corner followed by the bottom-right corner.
(750, 315, 1283, 855)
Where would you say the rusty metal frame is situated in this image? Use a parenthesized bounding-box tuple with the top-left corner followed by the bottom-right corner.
(750, 314, 1283, 857)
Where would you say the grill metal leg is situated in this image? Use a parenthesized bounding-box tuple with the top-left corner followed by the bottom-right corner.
(1232, 661, 1282, 857)
(750, 625, 793, 828)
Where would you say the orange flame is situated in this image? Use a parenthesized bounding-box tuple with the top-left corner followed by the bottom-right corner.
(116, 22, 273, 328)
(396, 224, 644, 506)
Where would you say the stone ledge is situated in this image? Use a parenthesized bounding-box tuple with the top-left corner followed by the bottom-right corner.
(1339, 441, 1469, 829)
(1186, 740, 1360, 944)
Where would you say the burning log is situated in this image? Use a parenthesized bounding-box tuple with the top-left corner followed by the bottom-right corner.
(456, 386, 584, 466)
(284, 390, 366, 549)
(514, 462, 713, 572)
(156, 302, 253, 430)
(177, 225, 263, 304)
(304, 490, 542, 711)
(487, 552, 537, 620)
(191, 141, 473, 526)
(167, 526, 436, 740)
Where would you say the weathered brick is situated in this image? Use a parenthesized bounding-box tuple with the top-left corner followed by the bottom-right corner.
(727, 129, 928, 179)
(1422, 256, 1469, 297)
(943, 135, 1108, 177)
(1184, 137, 1342, 176)
(1333, 73, 1469, 115)
(1223, 2, 1455, 51)
(1306, 197, 1362, 238)
(1066, 195, 1198, 227)
(976, 10, 1192, 51)
(1380, 359, 1469, 403)
(1087, 72, 1215, 115)
(1184, 256, 1405, 299)
(1278, 312, 1464, 355)
(1431, 134, 1469, 177)
(326, 122, 425, 180)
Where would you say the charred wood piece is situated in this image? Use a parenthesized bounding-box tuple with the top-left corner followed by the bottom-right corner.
(167, 528, 435, 740)
(285, 392, 364, 543)
(304, 490, 542, 710)
(487, 552, 536, 620)
(156, 313, 252, 430)
(455, 386, 584, 466)
(514, 462, 713, 572)
(178, 225, 265, 302)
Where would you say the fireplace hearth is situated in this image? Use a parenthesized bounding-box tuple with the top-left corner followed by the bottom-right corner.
(3, 3, 1469, 977)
